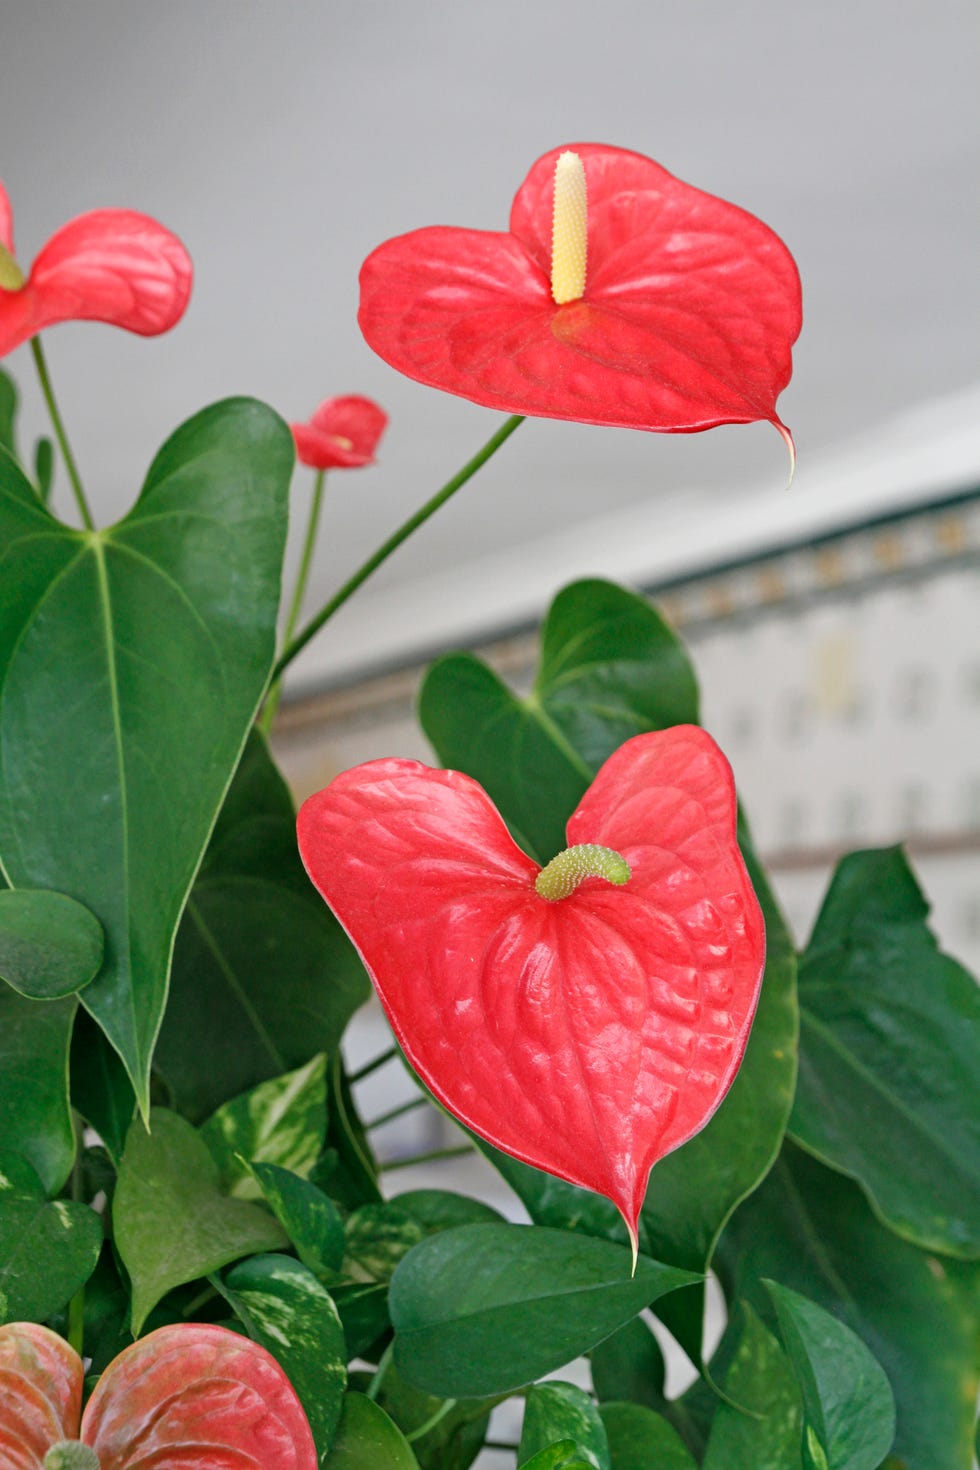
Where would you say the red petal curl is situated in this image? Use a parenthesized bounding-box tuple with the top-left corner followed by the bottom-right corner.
(291, 394, 388, 469)
(81, 1324, 317, 1469)
(358, 142, 801, 438)
(0, 204, 192, 358)
(297, 726, 765, 1240)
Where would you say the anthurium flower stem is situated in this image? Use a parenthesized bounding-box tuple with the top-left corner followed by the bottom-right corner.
(30, 336, 95, 531)
(259, 467, 327, 734)
(271, 413, 524, 682)
(348, 1044, 398, 1083)
(378, 1143, 474, 1172)
(368, 1094, 427, 1129)
(406, 1398, 458, 1442)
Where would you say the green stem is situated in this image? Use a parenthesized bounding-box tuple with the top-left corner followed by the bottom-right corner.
(271, 414, 524, 681)
(259, 468, 326, 735)
(368, 1095, 427, 1129)
(30, 336, 95, 530)
(365, 1340, 394, 1401)
(379, 1144, 474, 1173)
(348, 1045, 398, 1084)
(407, 1398, 458, 1443)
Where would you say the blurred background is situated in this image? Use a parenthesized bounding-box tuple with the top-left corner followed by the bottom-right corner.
(3, 2, 979, 1354)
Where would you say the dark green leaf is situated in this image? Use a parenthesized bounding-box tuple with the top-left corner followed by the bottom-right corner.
(80, 1244, 131, 1374)
(69, 1009, 135, 1165)
(598, 1402, 698, 1470)
(520, 1382, 610, 1469)
(249, 1160, 346, 1277)
(764, 1280, 895, 1470)
(0, 982, 75, 1194)
(390, 1222, 698, 1398)
(155, 732, 369, 1120)
(34, 437, 53, 503)
(113, 1107, 287, 1333)
(323, 1393, 420, 1468)
(320, 1052, 382, 1209)
(419, 578, 698, 863)
(375, 1360, 494, 1470)
(392, 1189, 506, 1236)
(0, 1151, 102, 1323)
(790, 847, 980, 1258)
(590, 1315, 666, 1412)
(0, 888, 103, 999)
(0, 369, 18, 458)
(0, 399, 293, 1107)
(471, 1141, 640, 1255)
(719, 1142, 980, 1470)
(200, 1052, 327, 1198)
(217, 1252, 347, 1457)
(702, 1304, 803, 1469)
(330, 1279, 392, 1360)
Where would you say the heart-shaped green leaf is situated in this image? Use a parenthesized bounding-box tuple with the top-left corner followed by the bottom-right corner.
(719, 1142, 980, 1470)
(0, 398, 292, 1108)
(790, 847, 980, 1258)
(520, 1382, 610, 1470)
(390, 1223, 698, 1398)
(201, 1052, 327, 1199)
(323, 1393, 421, 1469)
(702, 1305, 803, 1469)
(0, 979, 76, 1195)
(420, 579, 698, 865)
(217, 1253, 348, 1456)
(0, 1152, 102, 1323)
(598, 1403, 698, 1470)
(155, 732, 369, 1121)
(113, 1108, 288, 1333)
(764, 1280, 895, 1470)
(0, 888, 103, 999)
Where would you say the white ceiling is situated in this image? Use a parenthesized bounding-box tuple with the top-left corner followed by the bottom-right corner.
(2, 0, 977, 692)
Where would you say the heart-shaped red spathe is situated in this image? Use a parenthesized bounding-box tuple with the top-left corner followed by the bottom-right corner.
(298, 726, 765, 1243)
(0, 1321, 317, 1469)
(358, 143, 801, 444)
(0, 180, 192, 359)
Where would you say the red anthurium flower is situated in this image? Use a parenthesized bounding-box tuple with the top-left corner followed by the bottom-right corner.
(358, 143, 801, 450)
(298, 726, 765, 1253)
(0, 180, 192, 359)
(0, 1321, 317, 1468)
(290, 395, 388, 470)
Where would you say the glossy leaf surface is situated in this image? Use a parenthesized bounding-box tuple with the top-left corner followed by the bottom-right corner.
(0, 1321, 82, 1464)
(68, 1011, 134, 1166)
(598, 1403, 697, 1470)
(0, 400, 292, 1107)
(200, 1052, 328, 1199)
(0, 982, 75, 1194)
(360, 144, 800, 440)
(764, 1280, 895, 1470)
(0, 1153, 102, 1324)
(113, 1109, 287, 1333)
(790, 847, 980, 1257)
(520, 1382, 610, 1470)
(702, 1305, 803, 1470)
(590, 1316, 666, 1413)
(323, 1393, 420, 1469)
(80, 1323, 317, 1468)
(0, 180, 192, 357)
(155, 733, 368, 1121)
(420, 579, 699, 863)
(719, 1142, 980, 1470)
(389, 1223, 697, 1397)
(218, 1253, 347, 1456)
(299, 727, 764, 1238)
(520, 1446, 593, 1470)
(0, 889, 103, 999)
